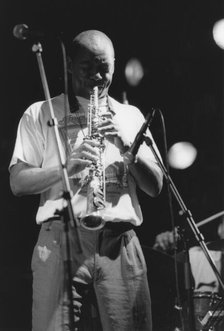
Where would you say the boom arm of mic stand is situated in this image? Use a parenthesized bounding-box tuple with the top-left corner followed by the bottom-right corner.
(32, 42, 83, 329)
(144, 135, 224, 293)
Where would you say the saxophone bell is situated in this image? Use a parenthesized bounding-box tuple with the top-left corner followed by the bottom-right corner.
(80, 212, 106, 230)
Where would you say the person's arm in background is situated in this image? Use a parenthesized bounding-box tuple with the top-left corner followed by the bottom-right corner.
(153, 228, 179, 253)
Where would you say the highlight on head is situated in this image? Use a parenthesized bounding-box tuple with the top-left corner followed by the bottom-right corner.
(71, 30, 115, 60)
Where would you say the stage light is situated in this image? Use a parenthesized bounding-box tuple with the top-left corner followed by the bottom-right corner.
(213, 19, 224, 50)
(168, 142, 197, 169)
(125, 58, 144, 86)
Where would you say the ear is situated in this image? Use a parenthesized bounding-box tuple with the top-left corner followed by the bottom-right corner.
(112, 57, 115, 74)
(67, 56, 73, 74)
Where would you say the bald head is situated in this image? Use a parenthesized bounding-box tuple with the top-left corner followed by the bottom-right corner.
(71, 30, 115, 60)
(69, 30, 115, 99)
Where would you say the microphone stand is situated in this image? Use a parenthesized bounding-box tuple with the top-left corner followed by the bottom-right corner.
(197, 210, 224, 228)
(31, 41, 83, 330)
(143, 134, 224, 331)
(178, 227, 195, 331)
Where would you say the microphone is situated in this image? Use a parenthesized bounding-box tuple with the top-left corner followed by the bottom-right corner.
(13, 24, 45, 41)
(129, 108, 156, 156)
(124, 109, 156, 164)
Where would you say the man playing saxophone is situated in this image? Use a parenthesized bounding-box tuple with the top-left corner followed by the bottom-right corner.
(9, 29, 163, 331)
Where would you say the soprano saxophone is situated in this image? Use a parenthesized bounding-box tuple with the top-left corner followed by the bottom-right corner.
(80, 86, 106, 230)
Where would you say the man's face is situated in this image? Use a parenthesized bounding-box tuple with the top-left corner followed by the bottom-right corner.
(71, 43, 115, 99)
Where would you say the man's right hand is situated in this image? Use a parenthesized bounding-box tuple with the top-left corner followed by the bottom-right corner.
(67, 139, 100, 176)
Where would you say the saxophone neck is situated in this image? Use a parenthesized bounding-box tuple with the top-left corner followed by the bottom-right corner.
(88, 86, 99, 137)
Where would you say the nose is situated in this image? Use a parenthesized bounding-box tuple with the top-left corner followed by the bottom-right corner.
(90, 72, 103, 81)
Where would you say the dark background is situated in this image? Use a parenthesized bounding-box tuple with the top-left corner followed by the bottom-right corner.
(1, 0, 224, 329)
